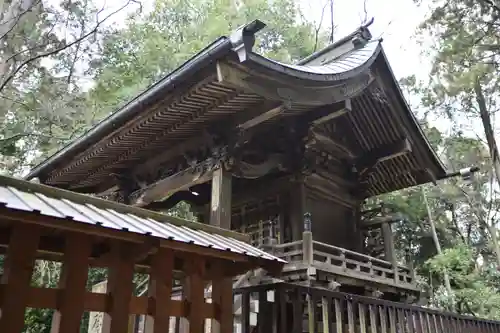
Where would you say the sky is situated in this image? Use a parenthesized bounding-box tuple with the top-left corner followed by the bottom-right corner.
(104, 0, 432, 80)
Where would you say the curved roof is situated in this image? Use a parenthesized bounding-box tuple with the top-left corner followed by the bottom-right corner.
(26, 20, 446, 197)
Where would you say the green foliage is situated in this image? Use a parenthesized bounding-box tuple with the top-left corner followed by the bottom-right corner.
(426, 244, 500, 318)
(89, 0, 325, 116)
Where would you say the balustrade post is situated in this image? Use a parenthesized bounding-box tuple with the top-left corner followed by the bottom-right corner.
(302, 212, 313, 266)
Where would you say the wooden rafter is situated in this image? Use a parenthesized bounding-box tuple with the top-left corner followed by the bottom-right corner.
(356, 137, 412, 179)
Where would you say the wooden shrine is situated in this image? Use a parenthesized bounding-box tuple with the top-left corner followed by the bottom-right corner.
(0, 175, 284, 333)
(26, 20, 446, 301)
(25, 20, 449, 299)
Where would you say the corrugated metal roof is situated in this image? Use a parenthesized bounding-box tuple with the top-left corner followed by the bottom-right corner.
(0, 175, 285, 263)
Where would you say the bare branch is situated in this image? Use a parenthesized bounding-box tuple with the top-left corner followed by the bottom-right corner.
(0, 0, 43, 41)
(313, 0, 329, 52)
(0, 0, 136, 93)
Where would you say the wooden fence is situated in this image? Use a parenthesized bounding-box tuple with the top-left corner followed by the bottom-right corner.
(233, 282, 500, 333)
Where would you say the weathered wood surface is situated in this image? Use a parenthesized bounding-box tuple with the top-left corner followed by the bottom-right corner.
(273, 240, 415, 290)
(234, 282, 500, 333)
(0, 205, 279, 333)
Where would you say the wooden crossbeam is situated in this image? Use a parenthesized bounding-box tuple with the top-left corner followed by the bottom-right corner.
(132, 166, 214, 207)
(0, 285, 215, 316)
(0, 225, 41, 333)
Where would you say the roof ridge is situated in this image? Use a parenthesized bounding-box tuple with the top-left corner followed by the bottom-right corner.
(297, 18, 375, 66)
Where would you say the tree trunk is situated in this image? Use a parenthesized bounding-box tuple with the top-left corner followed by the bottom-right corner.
(473, 80, 500, 267)
(421, 186, 454, 309)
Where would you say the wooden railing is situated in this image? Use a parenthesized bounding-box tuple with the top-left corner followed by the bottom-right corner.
(233, 282, 500, 333)
(272, 239, 415, 286)
(239, 219, 278, 248)
(313, 240, 414, 285)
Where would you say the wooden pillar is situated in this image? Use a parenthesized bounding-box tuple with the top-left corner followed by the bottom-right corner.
(144, 248, 174, 333)
(210, 167, 232, 229)
(102, 242, 135, 333)
(211, 275, 233, 333)
(290, 180, 306, 241)
(180, 257, 206, 333)
(381, 222, 398, 282)
(352, 204, 364, 252)
(381, 222, 395, 263)
(0, 225, 40, 333)
(51, 233, 92, 333)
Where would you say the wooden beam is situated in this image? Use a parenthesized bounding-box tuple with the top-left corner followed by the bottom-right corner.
(311, 98, 352, 126)
(132, 166, 214, 207)
(0, 284, 216, 317)
(356, 137, 412, 178)
(306, 130, 356, 159)
(210, 167, 232, 229)
(50, 233, 92, 333)
(238, 105, 284, 130)
(0, 225, 40, 333)
(362, 214, 404, 228)
(133, 131, 214, 177)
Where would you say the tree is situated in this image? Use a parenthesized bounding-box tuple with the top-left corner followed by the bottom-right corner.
(88, 0, 327, 117)
(414, 0, 500, 266)
(0, 0, 139, 173)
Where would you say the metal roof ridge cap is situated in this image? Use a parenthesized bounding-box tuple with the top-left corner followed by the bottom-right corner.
(296, 18, 375, 66)
(0, 174, 250, 242)
(243, 41, 382, 84)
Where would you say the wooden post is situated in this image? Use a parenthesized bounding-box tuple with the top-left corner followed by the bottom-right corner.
(302, 212, 313, 266)
(87, 281, 108, 333)
(103, 242, 135, 333)
(212, 276, 233, 333)
(0, 225, 40, 333)
(51, 233, 92, 333)
(144, 248, 174, 333)
(381, 222, 398, 282)
(290, 181, 305, 241)
(210, 167, 232, 229)
(182, 257, 206, 333)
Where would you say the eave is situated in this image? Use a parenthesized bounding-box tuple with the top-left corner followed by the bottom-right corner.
(25, 20, 447, 198)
